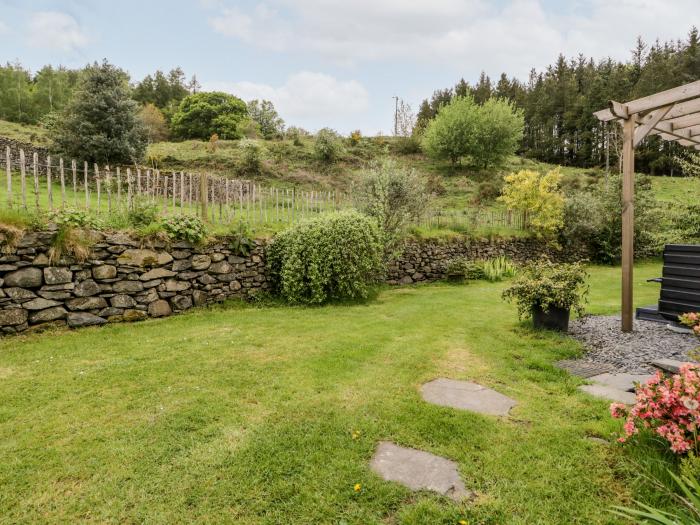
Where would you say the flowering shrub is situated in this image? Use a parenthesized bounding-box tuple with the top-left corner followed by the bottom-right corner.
(611, 364, 700, 454)
(680, 312, 700, 338)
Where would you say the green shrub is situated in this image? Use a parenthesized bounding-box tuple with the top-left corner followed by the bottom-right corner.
(560, 174, 660, 263)
(352, 158, 430, 256)
(313, 128, 344, 163)
(238, 139, 265, 175)
(160, 214, 208, 244)
(502, 260, 589, 320)
(444, 257, 470, 282)
(229, 222, 255, 257)
(482, 256, 516, 282)
(422, 95, 524, 168)
(127, 198, 160, 228)
(267, 211, 384, 304)
(475, 180, 502, 203)
(48, 208, 99, 229)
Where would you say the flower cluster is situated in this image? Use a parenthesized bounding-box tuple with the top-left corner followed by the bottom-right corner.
(610, 364, 700, 454)
(680, 312, 700, 338)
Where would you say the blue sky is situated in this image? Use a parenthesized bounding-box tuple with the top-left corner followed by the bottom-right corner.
(2, 0, 699, 134)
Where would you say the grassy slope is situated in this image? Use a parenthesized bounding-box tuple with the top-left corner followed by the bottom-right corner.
(0, 262, 675, 524)
(0, 119, 50, 147)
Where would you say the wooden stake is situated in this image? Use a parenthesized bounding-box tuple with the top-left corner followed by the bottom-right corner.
(116, 167, 122, 208)
(84, 161, 89, 209)
(19, 149, 26, 210)
(200, 173, 208, 220)
(5, 146, 11, 209)
(71, 159, 77, 206)
(59, 157, 66, 207)
(180, 171, 185, 211)
(127, 168, 133, 209)
(33, 153, 39, 211)
(95, 164, 101, 214)
(621, 116, 635, 333)
(47, 155, 53, 210)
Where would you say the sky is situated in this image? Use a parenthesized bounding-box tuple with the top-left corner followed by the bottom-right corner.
(1, 0, 700, 134)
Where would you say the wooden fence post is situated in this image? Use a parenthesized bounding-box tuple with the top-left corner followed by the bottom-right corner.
(19, 149, 26, 210)
(59, 157, 66, 207)
(84, 161, 89, 209)
(200, 172, 208, 220)
(71, 160, 77, 207)
(33, 153, 39, 211)
(5, 146, 11, 209)
(95, 164, 101, 214)
(47, 155, 53, 210)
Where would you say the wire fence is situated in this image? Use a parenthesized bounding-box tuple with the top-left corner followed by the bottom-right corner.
(1, 147, 345, 226)
(1, 146, 528, 232)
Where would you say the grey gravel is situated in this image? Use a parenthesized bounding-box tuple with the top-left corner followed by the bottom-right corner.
(568, 315, 699, 373)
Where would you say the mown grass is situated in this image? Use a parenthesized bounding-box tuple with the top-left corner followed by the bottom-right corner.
(0, 261, 678, 524)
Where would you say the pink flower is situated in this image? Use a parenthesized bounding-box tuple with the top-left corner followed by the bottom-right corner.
(611, 365, 700, 455)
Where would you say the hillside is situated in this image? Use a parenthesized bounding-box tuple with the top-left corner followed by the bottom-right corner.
(2, 118, 698, 216)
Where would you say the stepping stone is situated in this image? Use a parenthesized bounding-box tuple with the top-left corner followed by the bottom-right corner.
(578, 384, 636, 404)
(370, 442, 472, 501)
(587, 372, 653, 392)
(420, 378, 516, 416)
(555, 359, 615, 378)
(651, 359, 693, 375)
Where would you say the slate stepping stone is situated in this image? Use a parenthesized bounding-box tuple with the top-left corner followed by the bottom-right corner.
(420, 378, 516, 416)
(370, 442, 472, 501)
(578, 384, 636, 404)
(651, 359, 693, 375)
(587, 372, 653, 392)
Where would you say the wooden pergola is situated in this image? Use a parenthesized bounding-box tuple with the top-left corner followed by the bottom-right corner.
(594, 80, 700, 332)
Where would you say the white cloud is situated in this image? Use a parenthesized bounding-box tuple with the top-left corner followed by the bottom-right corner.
(27, 11, 88, 52)
(206, 71, 370, 131)
(207, 0, 700, 77)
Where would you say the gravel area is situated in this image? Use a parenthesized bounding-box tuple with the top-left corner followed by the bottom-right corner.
(568, 315, 699, 373)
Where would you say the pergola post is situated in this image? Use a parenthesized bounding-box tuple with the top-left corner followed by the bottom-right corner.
(621, 117, 635, 332)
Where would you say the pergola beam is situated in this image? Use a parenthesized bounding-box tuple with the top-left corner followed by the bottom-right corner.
(634, 105, 673, 147)
(621, 80, 700, 115)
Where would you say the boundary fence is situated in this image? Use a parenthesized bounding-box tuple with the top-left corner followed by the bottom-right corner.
(1, 147, 528, 231)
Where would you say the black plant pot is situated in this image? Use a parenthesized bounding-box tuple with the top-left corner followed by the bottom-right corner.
(532, 304, 570, 332)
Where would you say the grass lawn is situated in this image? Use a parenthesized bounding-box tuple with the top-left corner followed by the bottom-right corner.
(0, 261, 674, 524)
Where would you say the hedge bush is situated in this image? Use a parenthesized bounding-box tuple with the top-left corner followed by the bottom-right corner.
(267, 211, 384, 304)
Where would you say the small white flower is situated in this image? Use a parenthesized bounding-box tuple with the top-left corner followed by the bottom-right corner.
(683, 398, 699, 411)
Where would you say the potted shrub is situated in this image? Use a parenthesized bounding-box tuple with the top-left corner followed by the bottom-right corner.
(444, 257, 469, 283)
(502, 260, 589, 331)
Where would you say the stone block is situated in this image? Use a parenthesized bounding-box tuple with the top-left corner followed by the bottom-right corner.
(67, 312, 107, 328)
(29, 306, 67, 323)
(112, 281, 144, 293)
(74, 279, 101, 297)
(141, 268, 176, 280)
(191, 255, 211, 270)
(0, 308, 28, 326)
(23, 297, 62, 310)
(3, 267, 43, 288)
(66, 296, 108, 311)
(110, 294, 136, 308)
(92, 265, 117, 280)
(148, 299, 172, 318)
(5, 287, 37, 302)
(43, 267, 73, 285)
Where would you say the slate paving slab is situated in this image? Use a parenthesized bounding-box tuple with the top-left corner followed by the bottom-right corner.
(370, 442, 472, 501)
(587, 372, 653, 392)
(578, 384, 636, 404)
(420, 378, 516, 416)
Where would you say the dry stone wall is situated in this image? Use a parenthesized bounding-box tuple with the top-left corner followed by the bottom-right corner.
(1, 137, 50, 167)
(387, 237, 586, 284)
(0, 232, 581, 335)
(0, 230, 267, 334)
